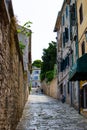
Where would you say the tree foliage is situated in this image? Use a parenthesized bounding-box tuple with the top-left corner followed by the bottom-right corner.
(45, 70, 54, 82)
(40, 41, 57, 82)
(17, 21, 32, 37)
(32, 59, 42, 68)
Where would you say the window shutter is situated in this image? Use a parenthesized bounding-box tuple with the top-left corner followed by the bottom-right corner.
(65, 28, 68, 42)
(63, 32, 65, 47)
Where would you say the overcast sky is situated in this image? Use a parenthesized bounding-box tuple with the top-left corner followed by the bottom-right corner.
(12, 0, 63, 62)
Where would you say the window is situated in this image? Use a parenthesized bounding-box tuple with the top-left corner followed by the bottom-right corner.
(81, 86, 87, 108)
(67, 82, 70, 94)
(35, 82, 37, 86)
(83, 86, 87, 108)
(66, 56, 69, 66)
(79, 4, 83, 24)
(70, 3, 76, 26)
(60, 84, 63, 94)
(71, 4, 75, 20)
(66, 6, 68, 18)
(34, 71, 39, 74)
(65, 27, 69, 42)
(82, 41, 85, 55)
(62, 15, 65, 26)
(34, 76, 38, 80)
(63, 32, 65, 47)
(62, 28, 69, 47)
(75, 40, 78, 57)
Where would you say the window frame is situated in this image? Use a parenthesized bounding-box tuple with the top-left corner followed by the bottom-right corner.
(81, 41, 85, 55)
(79, 3, 83, 24)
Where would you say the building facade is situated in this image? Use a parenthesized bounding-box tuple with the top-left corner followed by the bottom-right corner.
(54, 0, 72, 104)
(77, 0, 87, 115)
(32, 66, 41, 87)
(54, 0, 87, 116)
(54, 0, 81, 112)
(18, 25, 32, 96)
(69, 0, 87, 114)
(69, 0, 79, 109)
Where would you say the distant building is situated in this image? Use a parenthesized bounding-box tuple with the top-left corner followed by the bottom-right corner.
(18, 25, 32, 90)
(32, 66, 41, 87)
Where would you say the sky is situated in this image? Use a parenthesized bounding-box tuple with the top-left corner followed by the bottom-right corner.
(12, 0, 63, 62)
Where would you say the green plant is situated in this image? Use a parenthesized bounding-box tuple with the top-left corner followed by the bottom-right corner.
(32, 60, 42, 68)
(17, 21, 32, 37)
(17, 21, 32, 54)
(40, 41, 56, 81)
(45, 70, 54, 83)
(40, 73, 45, 81)
(19, 41, 26, 54)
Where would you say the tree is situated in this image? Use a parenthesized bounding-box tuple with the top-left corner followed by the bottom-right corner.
(40, 41, 57, 82)
(32, 60, 42, 68)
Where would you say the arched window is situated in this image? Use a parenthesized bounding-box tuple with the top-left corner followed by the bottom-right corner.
(82, 41, 85, 55)
(79, 3, 83, 24)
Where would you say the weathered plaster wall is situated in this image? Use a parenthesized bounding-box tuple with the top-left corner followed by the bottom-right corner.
(0, 14, 29, 130)
(41, 78, 58, 99)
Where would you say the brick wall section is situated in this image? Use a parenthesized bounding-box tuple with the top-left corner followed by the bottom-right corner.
(41, 78, 58, 99)
(0, 12, 29, 130)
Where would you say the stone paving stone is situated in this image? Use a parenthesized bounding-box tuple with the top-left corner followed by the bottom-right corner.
(16, 91, 87, 130)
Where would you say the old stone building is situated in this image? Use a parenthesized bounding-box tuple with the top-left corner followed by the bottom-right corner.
(0, 0, 31, 130)
(68, 0, 79, 109)
(54, 0, 72, 104)
(54, 0, 80, 110)
(54, 0, 87, 116)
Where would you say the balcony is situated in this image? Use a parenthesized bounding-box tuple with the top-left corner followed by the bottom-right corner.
(69, 53, 87, 81)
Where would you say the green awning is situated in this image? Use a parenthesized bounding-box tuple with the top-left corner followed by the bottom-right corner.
(69, 53, 87, 81)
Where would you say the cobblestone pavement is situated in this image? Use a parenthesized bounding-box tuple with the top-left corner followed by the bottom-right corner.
(16, 89, 87, 130)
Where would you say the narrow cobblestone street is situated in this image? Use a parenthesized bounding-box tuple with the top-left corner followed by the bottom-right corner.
(16, 88, 87, 130)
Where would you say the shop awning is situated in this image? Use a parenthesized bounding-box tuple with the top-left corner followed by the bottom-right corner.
(69, 53, 87, 81)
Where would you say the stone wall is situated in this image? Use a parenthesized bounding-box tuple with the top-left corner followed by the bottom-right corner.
(41, 78, 58, 99)
(0, 7, 29, 130)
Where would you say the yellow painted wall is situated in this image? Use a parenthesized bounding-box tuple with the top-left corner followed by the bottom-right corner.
(77, 0, 87, 86)
(77, 0, 87, 57)
(80, 80, 87, 89)
(77, 1, 87, 115)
